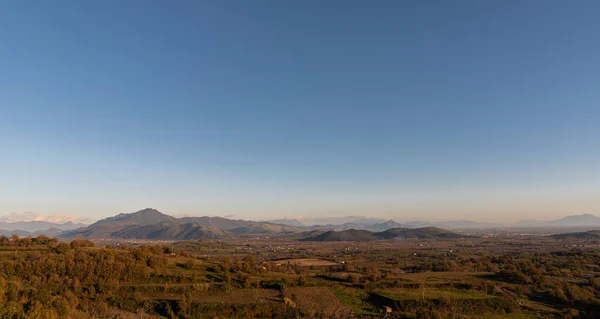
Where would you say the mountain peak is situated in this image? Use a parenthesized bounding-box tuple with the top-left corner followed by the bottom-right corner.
(134, 208, 165, 216)
(369, 219, 403, 231)
(553, 214, 600, 225)
(268, 218, 305, 227)
(95, 208, 176, 226)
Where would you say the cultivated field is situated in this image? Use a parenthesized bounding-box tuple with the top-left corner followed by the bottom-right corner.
(1, 234, 600, 318)
(275, 258, 338, 266)
(287, 287, 351, 317)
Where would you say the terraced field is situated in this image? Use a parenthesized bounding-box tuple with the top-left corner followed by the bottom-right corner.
(287, 287, 351, 317)
(194, 289, 281, 304)
(375, 288, 494, 300)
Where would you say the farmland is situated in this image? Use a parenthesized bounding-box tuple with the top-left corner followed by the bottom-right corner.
(274, 258, 338, 267)
(0, 234, 599, 318)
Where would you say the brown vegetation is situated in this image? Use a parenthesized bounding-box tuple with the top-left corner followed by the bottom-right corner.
(0, 234, 599, 318)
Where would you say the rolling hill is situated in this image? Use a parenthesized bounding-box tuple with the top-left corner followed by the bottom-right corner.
(112, 222, 227, 240)
(301, 229, 374, 242)
(368, 220, 403, 231)
(372, 227, 464, 239)
(268, 219, 305, 227)
(300, 227, 464, 242)
(551, 230, 600, 240)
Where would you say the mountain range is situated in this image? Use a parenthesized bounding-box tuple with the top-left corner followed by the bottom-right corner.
(0, 212, 92, 224)
(0, 221, 88, 233)
(514, 214, 600, 228)
(0, 212, 91, 237)
(2, 209, 600, 240)
(271, 214, 600, 229)
(61, 208, 303, 239)
(300, 227, 465, 242)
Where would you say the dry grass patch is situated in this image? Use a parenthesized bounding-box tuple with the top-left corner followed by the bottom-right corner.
(274, 258, 338, 266)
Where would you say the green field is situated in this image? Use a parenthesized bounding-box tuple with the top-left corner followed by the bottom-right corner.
(332, 287, 379, 316)
(375, 288, 495, 300)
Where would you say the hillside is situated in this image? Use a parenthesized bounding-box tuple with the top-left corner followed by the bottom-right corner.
(0, 228, 68, 237)
(269, 219, 305, 227)
(301, 227, 464, 242)
(178, 216, 250, 230)
(93, 208, 177, 226)
(62, 208, 180, 238)
(368, 220, 403, 231)
(0, 229, 30, 237)
(62, 208, 303, 239)
(228, 222, 301, 234)
(179, 217, 302, 234)
(514, 214, 600, 228)
(372, 227, 464, 239)
(551, 230, 600, 240)
(301, 229, 374, 242)
(551, 214, 600, 226)
(112, 222, 227, 240)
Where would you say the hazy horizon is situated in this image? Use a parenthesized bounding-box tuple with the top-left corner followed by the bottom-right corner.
(1, 207, 598, 225)
(2, 1, 599, 223)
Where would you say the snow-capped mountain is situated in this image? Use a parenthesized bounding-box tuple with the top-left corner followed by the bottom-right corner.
(0, 212, 92, 224)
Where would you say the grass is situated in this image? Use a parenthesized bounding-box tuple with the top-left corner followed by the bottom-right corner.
(332, 287, 379, 316)
(375, 288, 495, 301)
(273, 258, 337, 266)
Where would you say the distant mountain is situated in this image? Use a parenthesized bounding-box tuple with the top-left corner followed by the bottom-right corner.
(368, 220, 403, 231)
(268, 219, 305, 227)
(551, 230, 600, 240)
(177, 217, 301, 234)
(95, 208, 177, 226)
(0, 221, 87, 232)
(514, 214, 600, 228)
(62, 208, 303, 239)
(0, 227, 67, 238)
(372, 227, 464, 239)
(113, 222, 227, 240)
(306, 220, 399, 232)
(301, 229, 374, 242)
(437, 220, 491, 228)
(551, 214, 600, 226)
(272, 216, 504, 230)
(0, 212, 92, 224)
(63, 208, 177, 238)
(512, 219, 546, 227)
(178, 216, 250, 230)
(301, 227, 464, 242)
(402, 220, 495, 229)
(228, 222, 300, 234)
(0, 229, 31, 237)
(294, 216, 387, 227)
(30, 228, 64, 237)
(298, 229, 328, 238)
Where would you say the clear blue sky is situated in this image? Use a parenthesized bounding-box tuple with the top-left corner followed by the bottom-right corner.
(1, 1, 599, 222)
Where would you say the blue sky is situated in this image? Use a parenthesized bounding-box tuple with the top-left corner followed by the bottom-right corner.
(1, 1, 599, 222)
